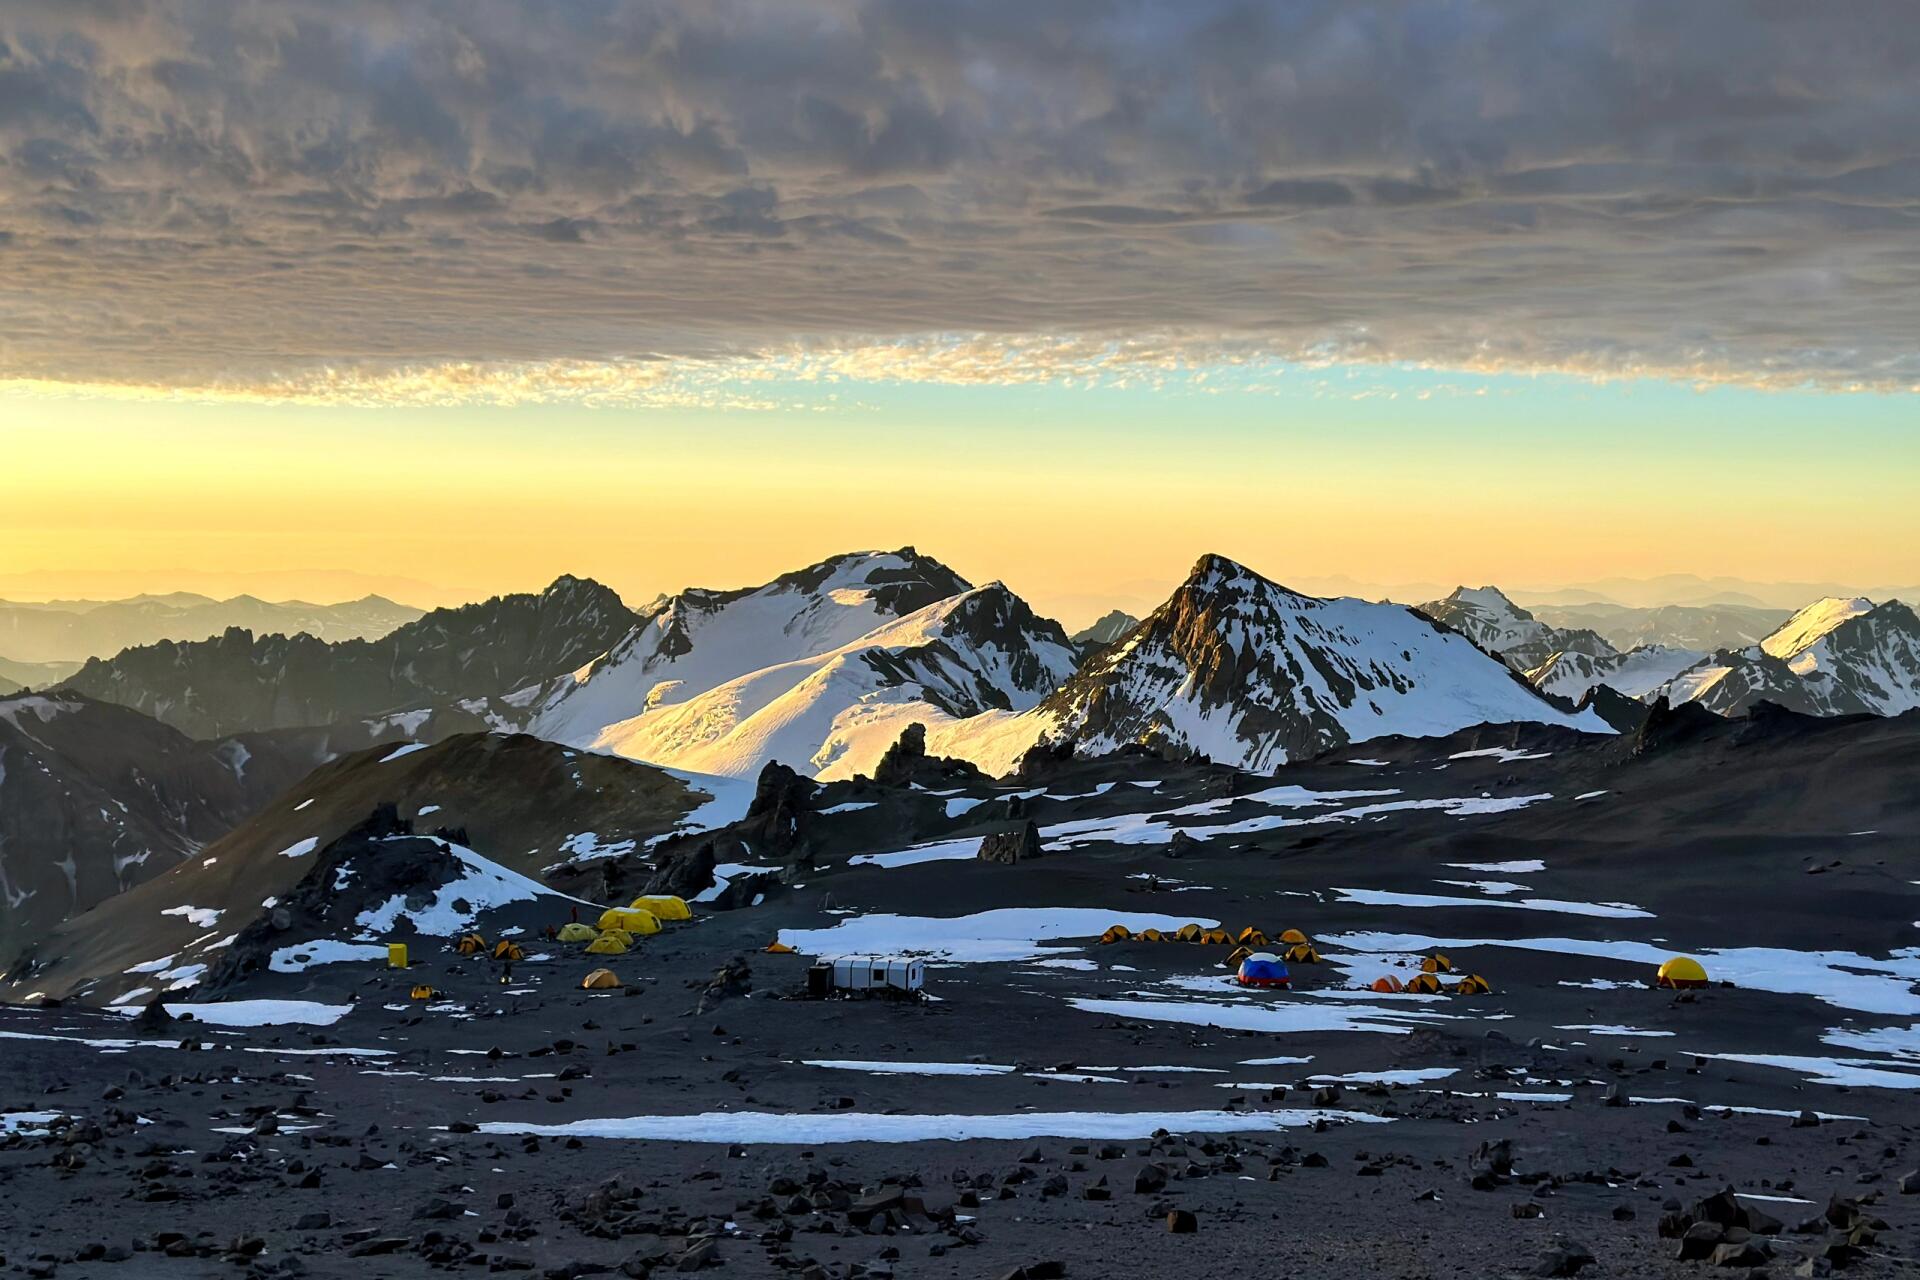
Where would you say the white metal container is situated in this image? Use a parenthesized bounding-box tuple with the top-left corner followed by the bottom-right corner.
(828, 955, 925, 994)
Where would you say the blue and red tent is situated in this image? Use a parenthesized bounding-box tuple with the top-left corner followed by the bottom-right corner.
(1236, 952, 1291, 988)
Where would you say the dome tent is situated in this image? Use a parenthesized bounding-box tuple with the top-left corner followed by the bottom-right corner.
(1236, 952, 1291, 988)
(598, 907, 661, 936)
(1656, 955, 1710, 989)
(556, 922, 599, 944)
(629, 895, 691, 921)
(581, 968, 622, 990)
(585, 932, 631, 955)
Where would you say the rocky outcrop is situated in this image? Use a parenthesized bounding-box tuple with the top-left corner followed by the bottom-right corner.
(644, 840, 719, 900)
(873, 723, 990, 789)
(735, 761, 816, 862)
(977, 821, 1043, 864)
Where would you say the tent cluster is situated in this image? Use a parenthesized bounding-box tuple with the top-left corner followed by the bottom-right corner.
(1102, 923, 1324, 965)
(1366, 953, 1493, 996)
(550, 895, 695, 957)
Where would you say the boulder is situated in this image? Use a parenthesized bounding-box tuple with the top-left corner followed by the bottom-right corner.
(978, 822, 1043, 865)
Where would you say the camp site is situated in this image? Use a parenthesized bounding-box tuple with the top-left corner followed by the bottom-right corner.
(1, 715, 1916, 1276)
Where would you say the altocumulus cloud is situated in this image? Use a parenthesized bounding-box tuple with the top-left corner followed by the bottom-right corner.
(5, 0, 1920, 404)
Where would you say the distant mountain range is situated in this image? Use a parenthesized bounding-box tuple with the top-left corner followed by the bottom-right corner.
(1648, 597, 1920, 718)
(1414, 584, 1920, 720)
(1069, 609, 1139, 654)
(62, 576, 634, 739)
(0, 592, 424, 666)
(34, 551, 1920, 793)
(1526, 601, 1792, 652)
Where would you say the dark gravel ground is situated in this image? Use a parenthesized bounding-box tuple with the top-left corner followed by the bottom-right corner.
(3, 716, 1918, 1279)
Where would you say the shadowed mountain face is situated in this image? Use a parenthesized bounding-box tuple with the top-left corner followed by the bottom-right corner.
(0, 593, 423, 665)
(0, 732, 719, 1003)
(62, 576, 637, 738)
(0, 691, 334, 943)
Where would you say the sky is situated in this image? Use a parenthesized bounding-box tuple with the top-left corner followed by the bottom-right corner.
(4, 2, 1919, 626)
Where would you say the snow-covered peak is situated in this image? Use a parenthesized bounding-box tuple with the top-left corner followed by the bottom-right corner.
(571, 580, 1078, 779)
(1416, 584, 1614, 673)
(991, 556, 1610, 771)
(1450, 585, 1524, 612)
(1650, 598, 1920, 718)
(525, 548, 973, 745)
(1760, 596, 1875, 661)
(1525, 644, 1706, 702)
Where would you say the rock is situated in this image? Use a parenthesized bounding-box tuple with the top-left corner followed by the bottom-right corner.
(1535, 1241, 1595, 1277)
(1897, 1169, 1920, 1194)
(644, 839, 720, 900)
(1133, 1164, 1167, 1194)
(1165, 1209, 1198, 1234)
(346, 1238, 409, 1257)
(978, 821, 1043, 865)
(1677, 1223, 1727, 1262)
(873, 723, 989, 789)
(294, 1212, 330, 1231)
(1710, 1240, 1770, 1268)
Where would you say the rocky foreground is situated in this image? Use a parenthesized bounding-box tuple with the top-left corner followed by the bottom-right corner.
(3, 708, 1918, 1278)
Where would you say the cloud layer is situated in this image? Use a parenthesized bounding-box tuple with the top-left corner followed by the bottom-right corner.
(6, 1, 1920, 400)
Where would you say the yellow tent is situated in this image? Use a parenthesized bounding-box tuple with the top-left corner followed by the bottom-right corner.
(409, 984, 435, 1000)
(1100, 925, 1133, 944)
(1420, 952, 1454, 974)
(1452, 974, 1493, 995)
(1236, 927, 1268, 947)
(455, 933, 486, 956)
(1404, 972, 1445, 995)
(1656, 955, 1710, 989)
(1199, 929, 1232, 946)
(763, 940, 795, 954)
(1278, 928, 1310, 946)
(597, 907, 662, 935)
(585, 932, 631, 955)
(556, 922, 599, 944)
(1283, 942, 1322, 964)
(581, 968, 622, 990)
(1138, 928, 1166, 943)
(1175, 923, 1204, 942)
(493, 939, 525, 962)
(1225, 945, 1253, 967)
(628, 895, 691, 921)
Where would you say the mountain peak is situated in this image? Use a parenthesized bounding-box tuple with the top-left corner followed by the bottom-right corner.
(1449, 584, 1522, 611)
(1184, 553, 1302, 599)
